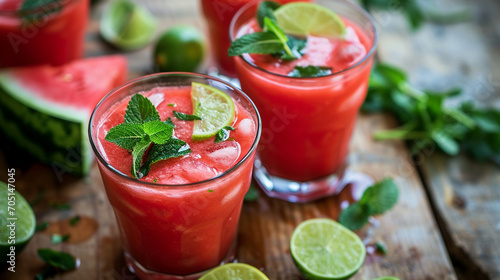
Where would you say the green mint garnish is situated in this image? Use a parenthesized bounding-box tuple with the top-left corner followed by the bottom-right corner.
(21, 0, 62, 22)
(288, 66, 332, 78)
(51, 234, 70, 244)
(49, 202, 70, 210)
(263, 17, 293, 57)
(106, 94, 192, 179)
(257, 1, 281, 28)
(36, 222, 49, 232)
(215, 126, 235, 143)
(229, 2, 305, 59)
(228, 31, 286, 56)
(173, 111, 202, 121)
(69, 215, 80, 226)
(168, 103, 175, 107)
(273, 36, 307, 60)
(153, 178, 158, 183)
(208, 189, 214, 193)
(375, 242, 388, 254)
(138, 138, 191, 177)
(37, 248, 76, 271)
(339, 178, 399, 230)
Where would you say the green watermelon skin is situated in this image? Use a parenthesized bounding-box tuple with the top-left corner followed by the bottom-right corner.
(0, 56, 127, 177)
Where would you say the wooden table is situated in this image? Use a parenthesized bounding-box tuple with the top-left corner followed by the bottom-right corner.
(1, 0, 499, 279)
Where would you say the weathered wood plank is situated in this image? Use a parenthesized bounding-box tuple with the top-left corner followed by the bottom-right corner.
(0, 0, 457, 279)
(375, 0, 500, 278)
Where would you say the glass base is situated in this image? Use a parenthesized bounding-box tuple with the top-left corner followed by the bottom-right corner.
(124, 239, 237, 280)
(254, 157, 374, 203)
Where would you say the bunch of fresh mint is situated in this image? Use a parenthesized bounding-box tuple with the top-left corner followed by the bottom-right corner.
(361, 0, 470, 30)
(105, 94, 191, 179)
(340, 178, 399, 230)
(362, 63, 500, 162)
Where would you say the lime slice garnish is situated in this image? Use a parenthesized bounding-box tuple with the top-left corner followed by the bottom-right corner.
(191, 82, 235, 140)
(0, 181, 36, 263)
(274, 3, 346, 37)
(199, 263, 270, 280)
(100, 0, 157, 50)
(290, 218, 366, 280)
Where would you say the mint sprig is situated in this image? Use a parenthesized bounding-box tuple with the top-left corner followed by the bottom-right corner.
(257, 1, 281, 28)
(105, 94, 192, 179)
(228, 1, 304, 59)
(173, 111, 202, 121)
(215, 126, 235, 143)
(288, 66, 332, 78)
(339, 178, 399, 230)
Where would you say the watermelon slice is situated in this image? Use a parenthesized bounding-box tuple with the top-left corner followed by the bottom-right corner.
(0, 55, 127, 177)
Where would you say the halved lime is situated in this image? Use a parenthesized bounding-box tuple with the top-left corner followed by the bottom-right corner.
(100, 0, 157, 50)
(191, 82, 235, 140)
(199, 263, 269, 280)
(274, 3, 346, 37)
(290, 219, 366, 280)
(0, 181, 36, 263)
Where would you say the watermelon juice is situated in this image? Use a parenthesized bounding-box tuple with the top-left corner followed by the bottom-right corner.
(200, 0, 308, 77)
(89, 73, 260, 279)
(230, 0, 377, 202)
(0, 0, 88, 68)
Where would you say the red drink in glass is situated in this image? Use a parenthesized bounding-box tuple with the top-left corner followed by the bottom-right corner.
(0, 0, 88, 68)
(200, 0, 308, 77)
(89, 73, 261, 279)
(231, 0, 377, 202)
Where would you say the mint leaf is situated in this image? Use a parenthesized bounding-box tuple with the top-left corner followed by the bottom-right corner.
(69, 215, 80, 226)
(21, 0, 62, 22)
(37, 248, 76, 271)
(173, 111, 202, 121)
(375, 242, 388, 254)
(257, 1, 281, 28)
(105, 123, 145, 150)
(139, 138, 191, 177)
(431, 130, 459, 156)
(36, 222, 49, 232)
(263, 17, 293, 57)
(131, 136, 152, 178)
(244, 184, 259, 202)
(228, 32, 284, 56)
(125, 94, 160, 124)
(339, 203, 371, 231)
(273, 36, 307, 60)
(165, 117, 175, 127)
(51, 234, 70, 244)
(215, 126, 235, 143)
(360, 178, 399, 215)
(288, 66, 332, 78)
(49, 202, 70, 210)
(143, 120, 174, 144)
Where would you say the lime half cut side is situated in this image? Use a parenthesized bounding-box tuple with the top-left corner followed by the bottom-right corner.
(0, 181, 36, 263)
(290, 218, 366, 280)
(191, 82, 235, 140)
(199, 263, 269, 280)
(274, 2, 346, 38)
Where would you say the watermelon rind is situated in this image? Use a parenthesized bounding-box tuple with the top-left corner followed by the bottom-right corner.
(0, 72, 92, 177)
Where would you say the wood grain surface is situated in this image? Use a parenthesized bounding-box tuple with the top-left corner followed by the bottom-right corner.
(2, 0, 499, 279)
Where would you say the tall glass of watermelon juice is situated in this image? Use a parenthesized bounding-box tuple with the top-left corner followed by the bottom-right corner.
(89, 73, 260, 279)
(200, 0, 308, 77)
(230, 0, 377, 202)
(0, 0, 88, 68)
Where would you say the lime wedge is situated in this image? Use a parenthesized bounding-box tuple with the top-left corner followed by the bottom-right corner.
(0, 181, 36, 263)
(290, 219, 366, 280)
(274, 3, 346, 37)
(199, 263, 269, 280)
(191, 82, 235, 140)
(100, 0, 157, 50)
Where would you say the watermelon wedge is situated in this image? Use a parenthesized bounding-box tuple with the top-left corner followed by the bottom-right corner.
(0, 55, 127, 177)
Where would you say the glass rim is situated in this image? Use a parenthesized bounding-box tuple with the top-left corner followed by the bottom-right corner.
(0, 0, 78, 16)
(88, 72, 262, 189)
(229, 0, 378, 80)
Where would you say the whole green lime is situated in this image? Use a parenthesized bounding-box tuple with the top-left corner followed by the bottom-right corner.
(153, 25, 205, 72)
